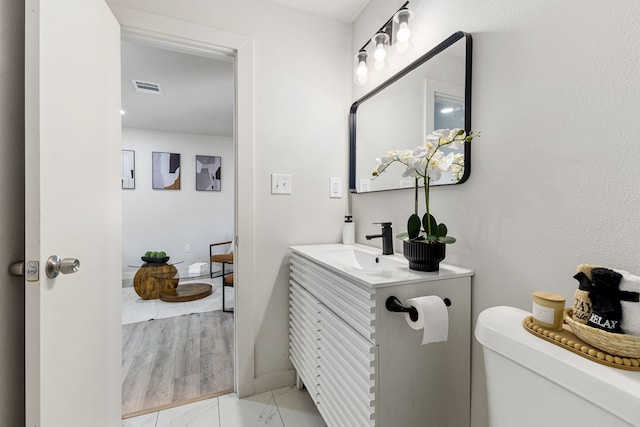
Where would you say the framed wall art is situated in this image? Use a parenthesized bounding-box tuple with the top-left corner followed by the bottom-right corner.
(195, 155, 221, 191)
(152, 151, 181, 190)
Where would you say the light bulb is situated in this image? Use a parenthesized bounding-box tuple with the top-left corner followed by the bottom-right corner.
(393, 8, 413, 45)
(374, 42, 387, 61)
(396, 22, 410, 42)
(371, 32, 390, 63)
(357, 61, 368, 78)
(355, 49, 368, 84)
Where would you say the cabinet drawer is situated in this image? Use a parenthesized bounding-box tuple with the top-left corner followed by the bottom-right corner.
(291, 254, 375, 340)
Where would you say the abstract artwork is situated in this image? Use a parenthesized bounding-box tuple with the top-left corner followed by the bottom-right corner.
(122, 150, 135, 189)
(152, 152, 181, 190)
(195, 155, 221, 191)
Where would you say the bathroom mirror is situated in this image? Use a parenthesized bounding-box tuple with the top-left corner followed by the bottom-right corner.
(349, 31, 472, 193)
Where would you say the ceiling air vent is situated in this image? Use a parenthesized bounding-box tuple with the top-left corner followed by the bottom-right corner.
(132, 80, 163, 95)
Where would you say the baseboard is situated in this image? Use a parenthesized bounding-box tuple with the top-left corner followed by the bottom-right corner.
(253, 369, 296, 395)
(122, 271, 135, 288)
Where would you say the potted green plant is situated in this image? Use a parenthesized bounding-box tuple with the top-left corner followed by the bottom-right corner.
(372, 128, 478, 271)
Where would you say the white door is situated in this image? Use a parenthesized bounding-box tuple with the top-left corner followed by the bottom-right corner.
(25, 0, 122, 425)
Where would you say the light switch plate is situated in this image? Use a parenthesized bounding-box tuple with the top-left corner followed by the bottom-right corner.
(271, 173, 292, 195)
(330, 177, 342, 198)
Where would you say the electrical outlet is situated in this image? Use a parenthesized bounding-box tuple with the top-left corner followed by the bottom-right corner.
(271, 173, 292, 195)
(185, 243, 191, 253)
(330, 177, 342, 198)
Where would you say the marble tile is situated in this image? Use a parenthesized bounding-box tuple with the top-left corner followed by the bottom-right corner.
(156, 397, 221, 427)
(122, 412, 158, 427)
(271, 386, 326, 427)
(122, 388, 326, 427)
(218, 391, 284, 426)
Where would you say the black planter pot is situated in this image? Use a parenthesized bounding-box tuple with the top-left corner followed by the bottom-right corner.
(402, 240, 446, 272)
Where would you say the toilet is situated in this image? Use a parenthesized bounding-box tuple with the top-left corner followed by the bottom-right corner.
(475, 306, 640, 427)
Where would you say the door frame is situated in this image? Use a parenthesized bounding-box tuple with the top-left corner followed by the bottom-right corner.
(110, 4, 256, 397)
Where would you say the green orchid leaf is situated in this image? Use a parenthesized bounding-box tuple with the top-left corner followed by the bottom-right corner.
(437, 223, 448, 238)
(438, 236, 457, 244)
(422, 214, 438, 236)
(407, 214, 421, 239)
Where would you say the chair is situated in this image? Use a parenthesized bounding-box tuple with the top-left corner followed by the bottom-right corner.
(210, 240, 234, 313)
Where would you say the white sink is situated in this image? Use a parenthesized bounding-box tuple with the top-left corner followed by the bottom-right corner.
(290, 243, 472, 287)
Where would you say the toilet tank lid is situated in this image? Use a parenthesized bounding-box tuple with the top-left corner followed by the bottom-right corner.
(475, 306, 640, 426)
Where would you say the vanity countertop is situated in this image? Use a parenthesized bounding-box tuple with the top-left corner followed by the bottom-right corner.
(290, 243, 473, 288)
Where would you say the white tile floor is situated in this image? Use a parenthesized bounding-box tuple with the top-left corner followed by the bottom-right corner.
(122, 386, 326, 427)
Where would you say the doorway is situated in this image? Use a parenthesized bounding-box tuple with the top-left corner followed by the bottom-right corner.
(119, 39, 236, 417)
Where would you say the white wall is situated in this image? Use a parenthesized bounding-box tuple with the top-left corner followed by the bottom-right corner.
(121, 128, 234, 284)
(352, 1, 640, 426)
(107, 0, 352, 390)
(0, 0, 25, 424)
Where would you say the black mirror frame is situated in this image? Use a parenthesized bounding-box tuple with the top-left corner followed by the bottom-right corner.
(349, 31, 473, 192)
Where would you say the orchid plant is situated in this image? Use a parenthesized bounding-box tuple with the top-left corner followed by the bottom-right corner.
(372, 128, 478, 244)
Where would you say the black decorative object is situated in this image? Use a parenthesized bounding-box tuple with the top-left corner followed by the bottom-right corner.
(402, 240, 445, 272)
(141, 256, 170, 264)
(587, 268, 623, 333)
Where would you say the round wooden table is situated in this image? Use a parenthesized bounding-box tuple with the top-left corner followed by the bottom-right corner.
(132, 262, 212, 302)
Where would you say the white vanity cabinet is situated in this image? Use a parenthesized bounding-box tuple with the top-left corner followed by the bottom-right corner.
(289, 244, 472, 427)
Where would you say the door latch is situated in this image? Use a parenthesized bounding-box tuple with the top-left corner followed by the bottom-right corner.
(9, 260, 40, 282)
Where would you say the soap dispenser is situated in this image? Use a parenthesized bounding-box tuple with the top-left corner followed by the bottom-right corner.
(343, 216, 355, 245)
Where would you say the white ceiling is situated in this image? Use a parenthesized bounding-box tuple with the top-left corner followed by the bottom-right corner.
(120, 41, 234, 137)
(268, 0, 370, 23)
(120, 1, 368, 137)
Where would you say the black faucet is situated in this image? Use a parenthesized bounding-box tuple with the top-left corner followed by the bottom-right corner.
(365, 222, 394, 255)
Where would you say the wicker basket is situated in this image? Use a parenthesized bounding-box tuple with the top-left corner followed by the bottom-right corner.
(564, 309, 640, 358)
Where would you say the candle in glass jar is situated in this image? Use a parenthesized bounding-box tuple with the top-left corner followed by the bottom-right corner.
(532, 291, 566, 331)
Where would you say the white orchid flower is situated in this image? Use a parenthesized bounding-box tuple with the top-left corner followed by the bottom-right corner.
(402, 166, 418, 178)
(403, 154, 426, 178)
(429, 129, 449, 138)
(438, 152, 455, 171)
(380, 149, 400, 164)
(397, 149, 414, 164)
(426, 167, 441, 181)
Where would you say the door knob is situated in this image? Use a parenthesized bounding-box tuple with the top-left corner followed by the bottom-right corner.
(46, 255, 80, 278)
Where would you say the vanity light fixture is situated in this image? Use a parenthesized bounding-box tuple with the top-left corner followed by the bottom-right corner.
(356, 49, 369, 84)
(354, 1, 411, 85)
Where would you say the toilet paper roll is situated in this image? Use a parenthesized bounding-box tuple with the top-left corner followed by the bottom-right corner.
(404, 295, 449, 345)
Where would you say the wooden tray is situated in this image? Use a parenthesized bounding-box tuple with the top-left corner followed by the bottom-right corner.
(522, 316, 640, 371)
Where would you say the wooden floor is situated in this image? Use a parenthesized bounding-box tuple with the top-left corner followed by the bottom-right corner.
(122, 310, 234, 418)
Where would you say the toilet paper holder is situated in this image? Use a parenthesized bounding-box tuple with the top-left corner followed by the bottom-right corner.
(386, 296, 452, 322)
